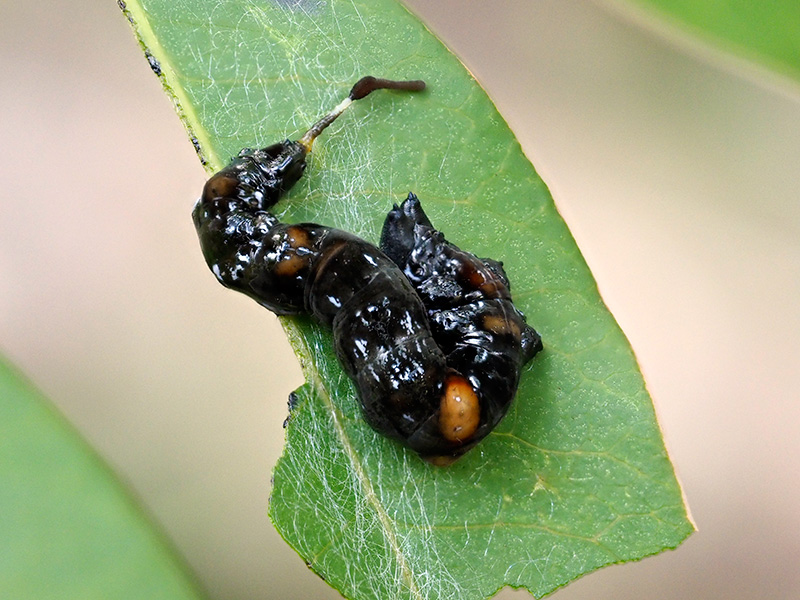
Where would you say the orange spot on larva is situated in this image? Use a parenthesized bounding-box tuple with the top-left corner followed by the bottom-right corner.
(286, 225, 311, 249)
(479, 280, 503, 298)
(438, 375, 480, 443)
(482, 314, 521, 340)
(460, 263, 485, 288)
(273, 253, 305, 277)
(459, 262, 505, 299)
(203, 174, 238, 200)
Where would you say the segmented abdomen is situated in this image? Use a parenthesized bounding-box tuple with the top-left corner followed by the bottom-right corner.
(193, 150, 541, 462)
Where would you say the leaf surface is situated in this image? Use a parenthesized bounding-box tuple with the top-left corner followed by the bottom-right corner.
(121, 1, 693, 598)
(0, 358, 206, 599)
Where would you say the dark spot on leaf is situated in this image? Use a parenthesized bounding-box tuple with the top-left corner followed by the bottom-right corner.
(144, 49, 161, 76)
(117, 0, 134, 24)
(283, 391, 300, 428)
(303, 560, 323, 579)
(190, 136, 208, 166)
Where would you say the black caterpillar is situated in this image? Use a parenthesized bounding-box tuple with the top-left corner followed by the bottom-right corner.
(192, 77, 542, 463)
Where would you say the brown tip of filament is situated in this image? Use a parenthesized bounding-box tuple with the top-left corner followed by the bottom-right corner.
(349, 76, 426, 100)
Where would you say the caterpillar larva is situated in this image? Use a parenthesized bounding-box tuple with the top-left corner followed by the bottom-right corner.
(192, 77, 541, 463)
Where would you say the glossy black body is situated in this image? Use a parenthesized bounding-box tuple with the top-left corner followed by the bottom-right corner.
(381, 194, 543, 446)
(193, 143, 455, 455)
(193, 145, 542, 460)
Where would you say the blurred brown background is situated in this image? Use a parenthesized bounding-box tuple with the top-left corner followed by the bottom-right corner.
(1, 0, 799, 598)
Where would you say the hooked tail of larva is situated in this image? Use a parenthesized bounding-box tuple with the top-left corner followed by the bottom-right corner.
(298, 76, 426, 151)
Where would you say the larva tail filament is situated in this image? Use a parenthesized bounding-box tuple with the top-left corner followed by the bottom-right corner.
(298, 76, 426, 152)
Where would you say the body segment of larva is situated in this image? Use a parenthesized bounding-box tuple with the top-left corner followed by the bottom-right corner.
(380, 193, 543, 449)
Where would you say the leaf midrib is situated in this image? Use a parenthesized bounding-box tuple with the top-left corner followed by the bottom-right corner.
(283, 320, 424, 600)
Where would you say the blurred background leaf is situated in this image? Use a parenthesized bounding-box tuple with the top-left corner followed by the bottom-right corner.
(604, 0, 800, 87)
(0, 359, 205, 599)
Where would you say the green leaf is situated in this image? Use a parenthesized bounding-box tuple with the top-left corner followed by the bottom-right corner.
(0, 358, 206, 599)
(121, 0, 693, 598)
(610, 0, 800, 86)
